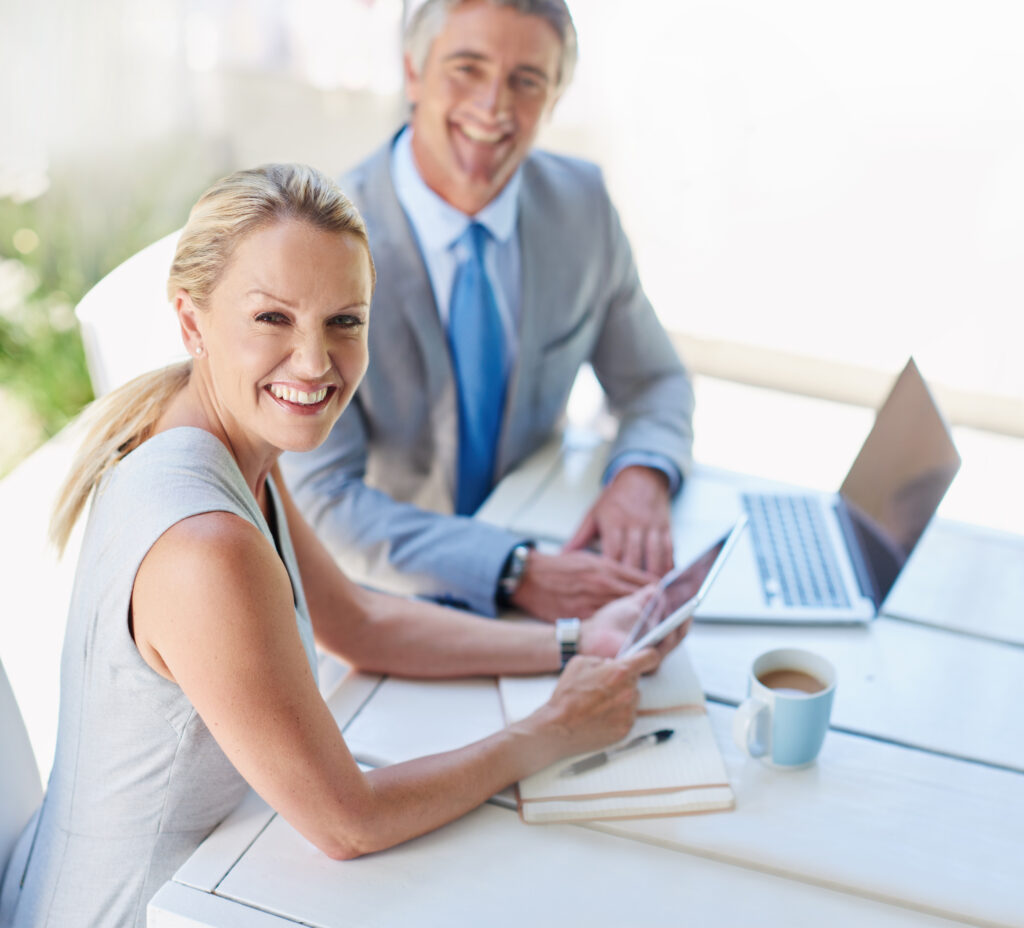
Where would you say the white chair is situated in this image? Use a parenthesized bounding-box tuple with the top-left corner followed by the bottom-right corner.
(0, 656, 42, 889)
(75, 231, 186, 397)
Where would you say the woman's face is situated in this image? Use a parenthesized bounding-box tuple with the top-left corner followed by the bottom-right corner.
(181, 219, 373, 461)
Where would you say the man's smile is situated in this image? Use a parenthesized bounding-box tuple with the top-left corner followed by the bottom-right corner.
(454, 121, 512, 145)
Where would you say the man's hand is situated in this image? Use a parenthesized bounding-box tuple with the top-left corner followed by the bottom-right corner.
(564, 465, 675, 576)
(510, 549, 657, 623)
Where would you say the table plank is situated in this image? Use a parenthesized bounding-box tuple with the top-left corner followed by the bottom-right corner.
(213, 802, 973, 928)
(306, 671, 1024, 927)
(883, 520, 1024, 645)
(319, 662, 382, 729)
(341, 675, 504, 766)
(597, 703, 1024, 928)
(172, 669, 382, 893)
(149, 880, 300, 927)
(173, 791, 276, 894)
(686, 618, 1024, 771)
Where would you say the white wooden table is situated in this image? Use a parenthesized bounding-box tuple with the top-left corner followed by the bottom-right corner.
(148, 437, 1024, 928)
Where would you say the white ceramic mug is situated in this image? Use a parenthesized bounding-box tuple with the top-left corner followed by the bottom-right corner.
(733, 648, 836, 768)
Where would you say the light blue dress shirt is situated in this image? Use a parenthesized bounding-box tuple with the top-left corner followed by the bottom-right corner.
(389, 127, 681, 494)
(391, 127, 521, 378)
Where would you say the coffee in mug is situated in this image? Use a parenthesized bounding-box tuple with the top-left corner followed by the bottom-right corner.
(757, 668, 826, 696)
(734, 648, 836, 768)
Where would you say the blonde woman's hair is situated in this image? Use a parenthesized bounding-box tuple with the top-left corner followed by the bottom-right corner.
(51, 163, 373, 553)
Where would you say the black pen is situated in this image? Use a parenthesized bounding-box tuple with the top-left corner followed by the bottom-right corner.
(558, 728, 675, 777)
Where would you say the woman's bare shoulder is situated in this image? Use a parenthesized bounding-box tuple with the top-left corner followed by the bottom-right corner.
(143, 509, 288, 601)
(132, 510, 295, 679)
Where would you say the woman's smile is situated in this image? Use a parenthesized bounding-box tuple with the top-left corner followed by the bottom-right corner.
(266, 382, 337, 414)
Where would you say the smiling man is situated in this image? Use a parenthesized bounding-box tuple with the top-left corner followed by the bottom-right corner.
(281, 0, 696, 621)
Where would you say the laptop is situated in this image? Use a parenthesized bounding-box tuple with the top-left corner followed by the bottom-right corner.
(696, 358, 961, 624)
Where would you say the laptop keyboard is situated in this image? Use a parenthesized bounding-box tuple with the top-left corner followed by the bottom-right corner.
(741, 493, 851, 609)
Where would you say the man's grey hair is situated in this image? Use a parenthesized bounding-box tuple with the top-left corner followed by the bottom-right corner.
(404, 0, 578, 93)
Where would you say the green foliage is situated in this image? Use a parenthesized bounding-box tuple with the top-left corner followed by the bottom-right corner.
(0, 196, 94, 442)
(0, 309, 93, 437)
(0, 143, 225, 476)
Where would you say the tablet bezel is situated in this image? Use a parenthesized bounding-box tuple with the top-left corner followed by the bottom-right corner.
(617, 517, 748, 659)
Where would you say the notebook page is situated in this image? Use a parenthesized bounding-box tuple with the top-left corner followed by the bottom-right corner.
(635, 645, 707, 712)
(499, 645, 734, 824)
(516, 709, 733, 824)
(525, 711, 727, 795)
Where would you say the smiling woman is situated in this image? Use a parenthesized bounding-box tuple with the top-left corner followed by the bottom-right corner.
(1, 163, 678, 928)
(172, 219, 373, 462)
(48, 164, 375, 552)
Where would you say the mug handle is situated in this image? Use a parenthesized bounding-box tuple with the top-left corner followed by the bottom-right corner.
(733, 697, 770, 758)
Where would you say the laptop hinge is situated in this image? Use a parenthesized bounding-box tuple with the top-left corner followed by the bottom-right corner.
(834, 500, 880, 607)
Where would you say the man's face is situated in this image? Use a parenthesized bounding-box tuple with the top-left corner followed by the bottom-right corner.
(406, 0, 564, 215)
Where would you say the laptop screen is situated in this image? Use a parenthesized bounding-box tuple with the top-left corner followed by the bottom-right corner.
(838, 359, 961, 606)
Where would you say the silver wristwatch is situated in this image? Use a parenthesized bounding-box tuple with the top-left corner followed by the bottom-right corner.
(497, 543, 532, 604)
(555, 617, 581, 670)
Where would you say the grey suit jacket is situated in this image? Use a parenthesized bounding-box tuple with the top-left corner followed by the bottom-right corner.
(282, 137, 694, 615)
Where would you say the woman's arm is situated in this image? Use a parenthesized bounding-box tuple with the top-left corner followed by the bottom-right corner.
(273, 465, 651, 676)
(131, 511, 657, 859)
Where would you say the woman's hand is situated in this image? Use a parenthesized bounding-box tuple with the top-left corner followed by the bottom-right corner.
(524, 650, 661, 761)
(576, 584, 666, 659)
(578, 584, 694, 663)
(577, 585, 657, 658)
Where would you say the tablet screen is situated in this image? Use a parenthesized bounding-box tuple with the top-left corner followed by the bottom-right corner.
(616, 529, 733, 657)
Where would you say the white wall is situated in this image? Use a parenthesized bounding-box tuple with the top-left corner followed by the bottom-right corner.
(3, 0, 1021, 421)
(542, 0, 1024, 417)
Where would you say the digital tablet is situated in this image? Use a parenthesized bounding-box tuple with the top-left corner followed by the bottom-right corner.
(617, 517, 747, 658)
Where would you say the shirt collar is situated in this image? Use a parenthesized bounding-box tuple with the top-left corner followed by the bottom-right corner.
(390, 125, 521, 249)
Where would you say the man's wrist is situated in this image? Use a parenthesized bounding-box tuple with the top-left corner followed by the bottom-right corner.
(604, 454, 682, 497)
(497, 542, 533, 607)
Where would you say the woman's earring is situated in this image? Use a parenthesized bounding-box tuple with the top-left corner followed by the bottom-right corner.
(194, 346, 204, 357)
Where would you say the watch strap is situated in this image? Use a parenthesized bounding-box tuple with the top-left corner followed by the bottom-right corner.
(497, 542, 532, 605)
(555, 617, 581, 670)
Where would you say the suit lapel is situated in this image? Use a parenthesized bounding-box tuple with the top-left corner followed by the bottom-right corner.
(498, 163, 559, 476)
(356, 145, 459, 497)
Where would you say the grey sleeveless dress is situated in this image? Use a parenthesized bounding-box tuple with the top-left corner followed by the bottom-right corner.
(0, 427, 319, 928)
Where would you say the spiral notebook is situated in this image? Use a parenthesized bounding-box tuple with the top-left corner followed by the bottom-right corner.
(499, 645, 735, 824)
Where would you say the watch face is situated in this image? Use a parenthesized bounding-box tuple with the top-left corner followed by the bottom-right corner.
(556, 618, 580, 644)
(557, 618, 580, 669)
(502, 546, 528, 587)
(498, 546, 530, 602)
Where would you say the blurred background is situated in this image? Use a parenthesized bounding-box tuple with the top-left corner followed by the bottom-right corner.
(2, 0, 1023, 478)
(3, 0, 1023, 781)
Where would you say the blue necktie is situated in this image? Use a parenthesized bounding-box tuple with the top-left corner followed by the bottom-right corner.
(448, 223, 506, 515)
